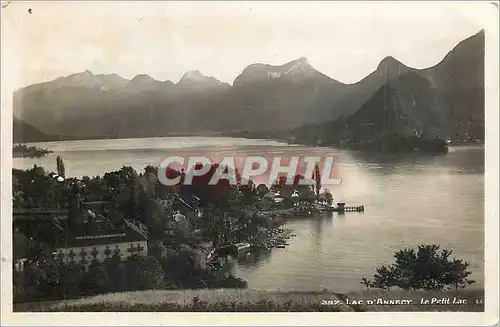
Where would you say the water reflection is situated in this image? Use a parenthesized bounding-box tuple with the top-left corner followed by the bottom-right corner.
(237, 249, 272, 267)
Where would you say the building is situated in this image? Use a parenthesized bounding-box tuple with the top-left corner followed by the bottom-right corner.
(161, 193, 202, 226)
(53, 209, 148, 269)
(274, 191, 284, 203)
(263, 190, 284, 203)
(263, 191, 275, 202)
(172, 212, 190, 230)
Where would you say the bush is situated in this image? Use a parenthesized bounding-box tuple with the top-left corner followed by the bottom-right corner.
(361, 245, 475, 291)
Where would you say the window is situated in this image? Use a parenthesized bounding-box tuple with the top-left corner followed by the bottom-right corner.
(127, 243, 145, 254)
(68, 249, 76, 262)
(91, 247, 99, 259)
(113, 244, 121, 257)
(57, 250, 65, 263)
(104, 245, 112, 259)
(135, 243, 143, 253)
(79, 248, 88, 264)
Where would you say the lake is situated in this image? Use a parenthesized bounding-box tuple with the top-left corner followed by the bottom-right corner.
(13, 137, 484, 293)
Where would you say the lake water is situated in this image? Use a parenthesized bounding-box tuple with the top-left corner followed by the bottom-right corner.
(13, 137, 485, 293)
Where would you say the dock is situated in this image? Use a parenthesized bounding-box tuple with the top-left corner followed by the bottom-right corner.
(331, 203, 364, 213)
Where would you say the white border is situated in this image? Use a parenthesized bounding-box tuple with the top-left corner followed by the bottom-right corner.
(1, 1, 498, 326)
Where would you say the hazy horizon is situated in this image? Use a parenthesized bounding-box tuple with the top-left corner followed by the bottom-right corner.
(1, 2, 488, 89)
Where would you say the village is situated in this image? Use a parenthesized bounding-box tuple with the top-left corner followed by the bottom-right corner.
(12, 156, 363, 302)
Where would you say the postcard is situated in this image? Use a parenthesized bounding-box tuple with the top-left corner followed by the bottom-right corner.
(1, 1, 498, 325)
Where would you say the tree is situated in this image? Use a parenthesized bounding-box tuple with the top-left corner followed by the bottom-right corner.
(17, 240, 65, 300)
(103, 253, 127, 291)
(143, 199, 168, 236)
(82, 263, 110, 295)
(56, 156, 66, 178)
(256, 184, 269, 198)
(12, 175, 24, 207)
(161, 246, 204, 288)
(239, 180, 257, 204)
(292, 174, 315, 200)
(59, 262, 84, 298)
(126, 256, 165, 290)
(270, 174, 287, 193)
(312, 164, 321, 200)
(145, 256, 166, 288)
(321, 189, 334, 205)
(362, 245, 475, 291)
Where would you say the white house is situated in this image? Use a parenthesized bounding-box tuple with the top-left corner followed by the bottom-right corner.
(53, 210, 148, 269)
(263, 190, 285, 203)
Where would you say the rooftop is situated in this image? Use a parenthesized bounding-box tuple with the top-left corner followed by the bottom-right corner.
(55, 210, 148, 248)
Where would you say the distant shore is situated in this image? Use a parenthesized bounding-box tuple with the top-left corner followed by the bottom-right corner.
(14, 133, 484, 148)
(13, 144, 52, 158)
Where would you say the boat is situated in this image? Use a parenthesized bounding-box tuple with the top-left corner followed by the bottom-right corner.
(206, 248, 217, 262)
(234, 242, 252, 254)
(213, 242, 253, 258)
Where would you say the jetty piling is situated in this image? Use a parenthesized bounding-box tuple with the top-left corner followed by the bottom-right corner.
(332, 203, 364, 213)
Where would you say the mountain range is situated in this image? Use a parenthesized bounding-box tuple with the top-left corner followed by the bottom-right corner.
(13, 30, 484, 143)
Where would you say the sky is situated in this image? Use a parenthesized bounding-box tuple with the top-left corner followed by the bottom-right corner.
(0, 1, 491, 90)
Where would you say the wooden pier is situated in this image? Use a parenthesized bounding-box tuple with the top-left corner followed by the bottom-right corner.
(331, 203, 364, 213)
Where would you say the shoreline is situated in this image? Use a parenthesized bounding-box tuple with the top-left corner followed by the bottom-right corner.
(15, 134, 484, 147)
(13, 144, 52, 158)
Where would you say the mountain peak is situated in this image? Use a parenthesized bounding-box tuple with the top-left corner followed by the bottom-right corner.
(374, 56, 410, 80)
(284, 56, 312, 68)
(125, 74, 163, 92)
(54, 70, 102, 88)
(267, 57, 315, 80)
(130, 74, 155, 82)
(234, 57, 319, 86)
(66, 70, 95, 79)
(292, 56, 309, 65)
(377, 56, 403, 70)
(177, 70, 229, 90)
(179, 70, 209, 84)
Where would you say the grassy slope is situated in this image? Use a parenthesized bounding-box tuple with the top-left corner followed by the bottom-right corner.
(15, 288, 484, 312)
